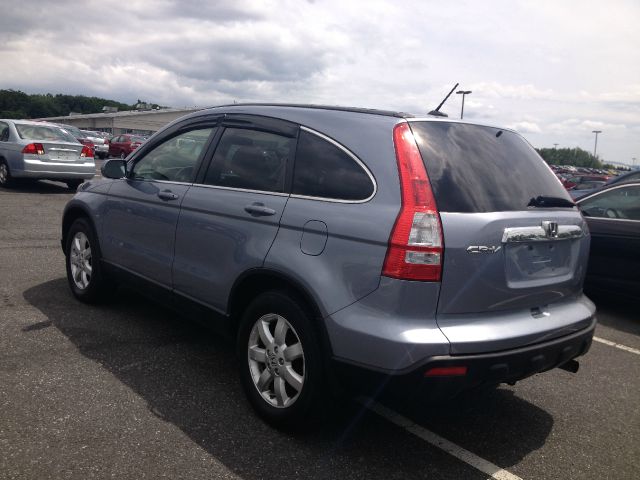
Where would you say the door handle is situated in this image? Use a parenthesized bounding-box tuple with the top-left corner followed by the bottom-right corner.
(244, 203, 276, 216)
(158, 190, 179, 201)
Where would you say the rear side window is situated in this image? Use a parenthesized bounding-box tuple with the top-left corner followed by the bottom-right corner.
(293, 129, 374, 201)
(409, 122, 570, 213)
(204, 128, 293, 193)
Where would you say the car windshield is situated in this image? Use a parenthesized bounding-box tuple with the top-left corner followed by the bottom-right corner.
(15, 124, 78, 143)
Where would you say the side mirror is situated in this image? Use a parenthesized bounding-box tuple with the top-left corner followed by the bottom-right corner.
(101, 159, 127, 179)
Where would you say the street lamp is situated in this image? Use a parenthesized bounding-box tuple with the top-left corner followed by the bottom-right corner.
(553, 143, 559, 149)
(456, 90, 472, 119)
(592, 130, 602, 158)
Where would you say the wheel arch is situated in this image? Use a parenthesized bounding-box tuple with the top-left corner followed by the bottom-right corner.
(227, 268, 333, 355)
(61, 203, 98, 254)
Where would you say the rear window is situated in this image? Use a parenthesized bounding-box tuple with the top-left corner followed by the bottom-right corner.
(409, 122, 570, 213)
(15, 124, 78, 143)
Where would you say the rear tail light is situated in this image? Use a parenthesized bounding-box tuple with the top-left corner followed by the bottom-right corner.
(80, 145, 94, 158)
(382, 122, 444, 282)
(22, 143, 45, 155)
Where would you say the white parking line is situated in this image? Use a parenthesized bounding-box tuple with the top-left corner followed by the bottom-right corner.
(593, 336, 640, 356)
(358, 398, 523, 480)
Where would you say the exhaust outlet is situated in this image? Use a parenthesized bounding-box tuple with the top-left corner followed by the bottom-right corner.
(558, 359, 580, 374)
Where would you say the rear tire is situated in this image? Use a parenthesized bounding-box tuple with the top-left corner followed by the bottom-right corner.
(237, 290, 327, 429)
(0, 159, 13, 188)
(65, 218, 114, 303)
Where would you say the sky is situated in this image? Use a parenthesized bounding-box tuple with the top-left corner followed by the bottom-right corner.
(1, 0, 639, 166)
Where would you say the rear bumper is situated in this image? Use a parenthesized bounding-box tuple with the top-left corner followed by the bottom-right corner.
(334, 318, 595, 400)
(16, 158, 96, 179)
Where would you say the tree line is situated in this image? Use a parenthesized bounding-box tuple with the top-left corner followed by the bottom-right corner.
(0, 89, 135, 119)
(535, 147, 611, 169)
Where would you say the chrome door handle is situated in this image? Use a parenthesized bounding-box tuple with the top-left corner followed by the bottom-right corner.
(157, 190, 179, 201)
(244, 203, 276, 216)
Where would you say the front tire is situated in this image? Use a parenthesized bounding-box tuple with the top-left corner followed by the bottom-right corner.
(237, 290, 327, 429)
(65, 218, 114, 303)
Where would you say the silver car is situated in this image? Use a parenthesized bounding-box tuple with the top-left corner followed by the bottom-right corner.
(61, 104, 596, 428)
(0, 119, 96, 190)
(80, 129, 110, 159)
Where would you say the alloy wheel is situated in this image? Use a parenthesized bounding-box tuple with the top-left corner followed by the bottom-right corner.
(69, 232, 92, 290)
(248, 313, 305, 408)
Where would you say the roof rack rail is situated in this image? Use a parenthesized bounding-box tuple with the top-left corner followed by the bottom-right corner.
(213, 103, 414, 119)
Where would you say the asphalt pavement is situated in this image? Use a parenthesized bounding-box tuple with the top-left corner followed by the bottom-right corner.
(1, 178, 638, 479)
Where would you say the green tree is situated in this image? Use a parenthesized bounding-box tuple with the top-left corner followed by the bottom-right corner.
(536, 147, 603, 168)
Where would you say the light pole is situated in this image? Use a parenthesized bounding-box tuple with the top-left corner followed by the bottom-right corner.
(553, 143, 559, 149)
(592, 130, 602, 158)
(456, 90, 472, 119)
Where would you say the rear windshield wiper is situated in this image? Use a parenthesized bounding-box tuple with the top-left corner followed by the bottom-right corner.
(527, 195, 575, 208)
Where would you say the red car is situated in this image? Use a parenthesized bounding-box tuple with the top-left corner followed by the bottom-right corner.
(108, 134, 146, 159)
(562, 175, 609, 190)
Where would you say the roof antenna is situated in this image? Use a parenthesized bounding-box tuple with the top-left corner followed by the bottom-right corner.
(428, 83, 458, 117)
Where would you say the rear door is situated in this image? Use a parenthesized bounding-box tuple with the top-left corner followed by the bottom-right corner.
(579, 184, 640, 295)
(172, 116, 296, 312)
(409, 121, 592, 352)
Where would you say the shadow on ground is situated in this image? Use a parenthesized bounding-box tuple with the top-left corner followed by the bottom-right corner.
(1, 179, 73, 194)
(23, 278, 554, 479)
(587, 290, 640, 337)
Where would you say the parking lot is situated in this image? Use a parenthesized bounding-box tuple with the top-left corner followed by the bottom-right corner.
(1, 178, 638, 480)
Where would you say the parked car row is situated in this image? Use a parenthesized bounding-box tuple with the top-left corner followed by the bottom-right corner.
(0, 119, 96, 190)
(0, 118, 153, 189)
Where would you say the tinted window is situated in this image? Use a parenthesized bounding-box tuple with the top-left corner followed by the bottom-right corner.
(132, 128, 213, 182)
(204, 128, 293, 193)
(410, 122, 571, 213)
(580, 185, 640, 221)
(293, 130, 374, 200)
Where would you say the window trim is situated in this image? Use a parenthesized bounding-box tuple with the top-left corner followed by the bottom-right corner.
(290, 126, 377, 204)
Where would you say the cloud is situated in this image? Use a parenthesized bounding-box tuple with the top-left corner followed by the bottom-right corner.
(0, 0, 638, 165)
(508, 121, 542, 134)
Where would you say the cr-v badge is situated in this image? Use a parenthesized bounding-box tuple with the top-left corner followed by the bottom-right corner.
(466, 245, 502, 254)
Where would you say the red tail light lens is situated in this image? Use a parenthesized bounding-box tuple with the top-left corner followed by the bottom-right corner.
(382, 123, 444, 282)
(424, 366, 468, 377)
(22, 143, 45, 155)
(80, 145, 94, 158)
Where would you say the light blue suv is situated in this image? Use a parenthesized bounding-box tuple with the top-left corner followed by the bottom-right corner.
(61, 104, 596, 427)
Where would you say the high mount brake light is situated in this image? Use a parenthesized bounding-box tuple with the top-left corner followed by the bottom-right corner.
(382, 123, 444, 282)
(22, 143, 45, 155)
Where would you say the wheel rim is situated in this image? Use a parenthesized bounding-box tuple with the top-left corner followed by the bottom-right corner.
(69, 232, 92, 290)
(0, 163, 7, 184)
(248, 313, 305, 408)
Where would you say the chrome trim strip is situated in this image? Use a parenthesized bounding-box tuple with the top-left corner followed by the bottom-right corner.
(297, 126, 377, 204)
(502, 225, 584, 243)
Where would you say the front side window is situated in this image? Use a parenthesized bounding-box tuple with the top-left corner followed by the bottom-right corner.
(580, 185, 640, 221)
(204, 128, 293, 193)
(131, 128, 213, 183)
(292, 130, 374, 201)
